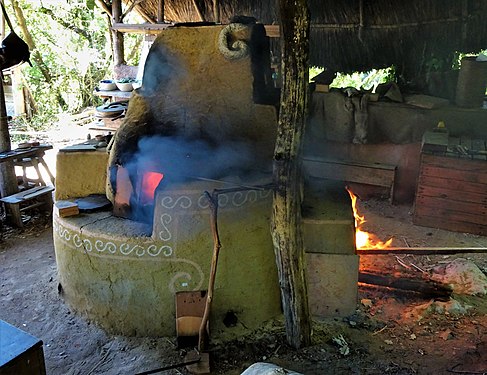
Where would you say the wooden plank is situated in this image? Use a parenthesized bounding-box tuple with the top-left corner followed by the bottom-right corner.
(414, 203, 487, 226)
(421, 154, 487, 172)
(416, 184, 487, 205)
(0, 186, 54, 204)
(111, 22, 172, 34)
(303, 158, 395, 188)
(415, 195, 487, 216)
(420, 165, 487, 185)
(417, 175, 487, 195)
(413, 213, 487, 236)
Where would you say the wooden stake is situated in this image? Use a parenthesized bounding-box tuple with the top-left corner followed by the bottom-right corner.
(198, 190, 221, 352)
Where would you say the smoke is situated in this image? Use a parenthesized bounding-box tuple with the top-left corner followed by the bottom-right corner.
(126, 135, 262, 183)
(120, 135, 267, 223)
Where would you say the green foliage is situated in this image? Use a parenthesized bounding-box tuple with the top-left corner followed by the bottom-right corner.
(17, 0, 111, 117)
(10, 0, 137, 124)
(331, 67, 395, 91)
(310, 66, 396, 91)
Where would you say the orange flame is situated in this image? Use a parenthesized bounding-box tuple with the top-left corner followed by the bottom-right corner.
(140, 171, 164, 203)
(346, 187, 393, 249)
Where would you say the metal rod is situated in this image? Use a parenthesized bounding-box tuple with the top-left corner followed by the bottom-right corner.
(187, 176, 274, 192)
(135, 358, 200, 375)
(357, 247, 487, 255)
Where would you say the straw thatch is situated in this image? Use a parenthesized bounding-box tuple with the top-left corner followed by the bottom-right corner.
(129, 0, 487, 81)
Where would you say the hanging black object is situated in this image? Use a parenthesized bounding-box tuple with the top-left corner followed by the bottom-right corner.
(0, 0, 31, 71)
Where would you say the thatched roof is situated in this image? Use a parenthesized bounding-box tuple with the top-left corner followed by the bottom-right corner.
(131, 0, 487, 81)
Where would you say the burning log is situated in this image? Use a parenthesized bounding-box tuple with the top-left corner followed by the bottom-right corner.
(359, 271, 452, 298)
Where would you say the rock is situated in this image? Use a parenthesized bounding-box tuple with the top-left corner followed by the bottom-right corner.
(240, 362, 303, 375)
(439, 329, 453, 341)
(361, 298, 373, 308)
(412, 299, 471, 320)
(430, 258, 487, 295)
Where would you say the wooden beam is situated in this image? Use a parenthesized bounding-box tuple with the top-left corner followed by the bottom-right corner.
(111, 22, 172, 33)
(358, 247, 487, 255)
(191, 0, 204, 22)
(359, 271, 452, 298)
(157, 0, 164, 23)
(135, 5, 156, 24)
(213, 0, 219, 23)
(264, 24, 280, 37)
(112, 22, 280, 36)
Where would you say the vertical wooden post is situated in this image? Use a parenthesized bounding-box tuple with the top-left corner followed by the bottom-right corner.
(0, 74, 18, 198)
(271, 0, 311, 349)
(213, 0, 220, 23)
(157, 0, 164, 23)
(112, 0, 125, 66)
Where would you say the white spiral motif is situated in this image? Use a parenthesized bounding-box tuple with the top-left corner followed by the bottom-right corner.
(232, 191, 258, 206)
(95, 240, 117, 254)
(160, 196, 192, 209)
(146, 244, 173, 257)
(73, 234, 83, 248)
(135, 246, 145, 257)
(217, 193, 229, 207)
(158, 214, 172, 241)
(120, 243, 135, 255)
(83, 239, 93, 252)
(168, 259, 205, 293)
(168, 272, 192, 294)
(197, 194, 210, 209)
(58, 227, 71, 241)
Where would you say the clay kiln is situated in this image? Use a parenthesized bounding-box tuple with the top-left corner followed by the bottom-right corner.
(53, 23, 358, 338)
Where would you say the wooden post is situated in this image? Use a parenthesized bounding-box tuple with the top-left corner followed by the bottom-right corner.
(112, 0, 125, 66)
(212, 0, 220, 23)
(157, 0, 164, 23)
(271, 0, 311, 349)
(0, 74, 18, 198)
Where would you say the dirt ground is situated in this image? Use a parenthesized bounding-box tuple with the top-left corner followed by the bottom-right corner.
(2, 195, 487, 375)
(2, 122, 487, 374)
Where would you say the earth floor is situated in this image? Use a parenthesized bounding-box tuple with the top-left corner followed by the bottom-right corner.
(2, 198, 487, 375)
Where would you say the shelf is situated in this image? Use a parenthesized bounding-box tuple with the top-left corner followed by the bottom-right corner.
(93, 90, 133, 99)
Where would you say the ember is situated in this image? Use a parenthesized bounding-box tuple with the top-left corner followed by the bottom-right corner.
(139, 171, 164, 204)
(346, 187, 393, 250)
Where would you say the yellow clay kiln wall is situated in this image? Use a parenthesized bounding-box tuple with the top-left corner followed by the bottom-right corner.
(53, 184, 281, 338)
(55, 150, 108, 200)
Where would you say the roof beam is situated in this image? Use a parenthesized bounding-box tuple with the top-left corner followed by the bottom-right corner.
(111, 23, 281, 37)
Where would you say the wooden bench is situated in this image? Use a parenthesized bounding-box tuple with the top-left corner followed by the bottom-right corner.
(302, 156, 397, 203)
(0, 185, 54, 228)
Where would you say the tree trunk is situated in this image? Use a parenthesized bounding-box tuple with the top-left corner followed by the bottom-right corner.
(9, 0, 67, 109)
(271, 0, 311, 349)
(0, 76, 18, 198)
(112, 0, 125, 66)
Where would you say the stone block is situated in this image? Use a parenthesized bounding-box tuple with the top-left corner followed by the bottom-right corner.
(302, 181, 355, 255)
(306, 253, 359, 317)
